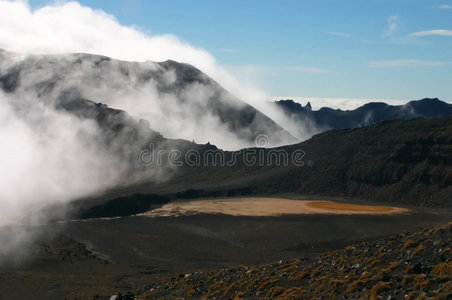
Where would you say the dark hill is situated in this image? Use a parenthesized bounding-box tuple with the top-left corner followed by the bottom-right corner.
(105, 116, 452, 209)
(276, 98, 452, 136)
(0, 49, 296, 148)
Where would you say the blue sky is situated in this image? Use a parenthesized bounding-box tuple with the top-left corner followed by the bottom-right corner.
(29, 0, 452, 102)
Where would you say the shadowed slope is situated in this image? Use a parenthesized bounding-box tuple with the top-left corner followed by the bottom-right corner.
(95, 116, 452, 209)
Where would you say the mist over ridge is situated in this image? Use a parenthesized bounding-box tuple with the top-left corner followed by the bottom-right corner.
(0, 0, 450, 276)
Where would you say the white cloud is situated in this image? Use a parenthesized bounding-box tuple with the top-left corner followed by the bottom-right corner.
(368, 59, 449, 68)
(0, 0, 307, 149)
(0, 0, 309, 261)
(436, 4, 452, 9)
(0, 88, 128, 261)
(272, 96, 409, 110)
(0, 0, 270, 113)
(327, 31, 352, 38)
(290, 66, 328, 74)
(384, 15, 399, 37)
(411, 29, 452, 36)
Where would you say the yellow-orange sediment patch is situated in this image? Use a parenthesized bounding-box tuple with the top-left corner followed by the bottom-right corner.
(305, 201, 396, 212)
(140, 197, 410, 217)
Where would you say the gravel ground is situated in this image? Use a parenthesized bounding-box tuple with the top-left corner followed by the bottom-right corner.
(131, 222, 452, 299)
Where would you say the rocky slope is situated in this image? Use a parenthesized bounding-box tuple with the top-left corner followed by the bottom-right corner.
(133, 222, 452, 299)
(95, 116, 452, 210)
(0, 49, 295, 149)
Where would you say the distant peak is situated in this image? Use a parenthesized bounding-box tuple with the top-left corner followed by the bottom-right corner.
(276, 99, 304, 110)
(304, 102, 312, 110)
(361, 102, 388, 108)
(418, 98, 440, 102)
(406, 98, 446, 107)
(162, 59, 180, 64)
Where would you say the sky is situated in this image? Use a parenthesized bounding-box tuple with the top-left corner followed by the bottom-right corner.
(22, 0, 452, 105)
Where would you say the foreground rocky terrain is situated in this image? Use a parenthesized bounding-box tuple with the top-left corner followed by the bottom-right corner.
(132, 221, 452, 299)
(2, 203, 449, 299)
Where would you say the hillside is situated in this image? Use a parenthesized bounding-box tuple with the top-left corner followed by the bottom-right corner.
(0, 49, 295, 149)
(135, 222, 452, 299)
(91, 116, 452, 211)
(1, 49, 450, 209)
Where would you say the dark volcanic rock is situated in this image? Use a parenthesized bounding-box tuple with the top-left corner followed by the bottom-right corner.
(134, 222, 452, 299)
(276, 98, 452, 134)
(78, 194, 169, 219)
(122, 117, 452, 208)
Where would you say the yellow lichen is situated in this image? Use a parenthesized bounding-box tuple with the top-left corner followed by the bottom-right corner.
(310, 263, 327, 279)
(289, 270, 307, 281)
(367, 281, 391, 300)
(346, 278, 369, 293)
(267, 286, 285, 297)
(276, 287, 306, 300)
(378, 261, 399, 275)
(187, 289, 196, 296)
(413, 274, 429, 291)
(411, 244, 425, 257)
(405, 291, 416, 300)
(403, 239, 415, 250)
(431, 261, 452, 275)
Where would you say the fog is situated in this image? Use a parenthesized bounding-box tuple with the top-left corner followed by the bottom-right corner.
(0, 89, 128, 261)
(0, 0, 307, 144)
(0, 0, 310, 263)
(0, 0, 277, 121)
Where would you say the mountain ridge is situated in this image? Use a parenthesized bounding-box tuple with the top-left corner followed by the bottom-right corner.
(275, 98, 452, 136)
(0, 49, 296, 149)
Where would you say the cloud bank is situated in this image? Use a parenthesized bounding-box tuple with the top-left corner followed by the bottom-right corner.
(0, 0, 303, 145)
(0, 0, 310, 263)
(411, 29, 452, 37)
(0, 87, 127, 262)
(369, 59, 450, 68)
(0, 0, 270, 114)
(273, 96, 409, 111)
(0, 0, 252, 262)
